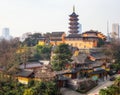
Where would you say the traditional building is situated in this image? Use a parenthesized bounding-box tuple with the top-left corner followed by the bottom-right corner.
(50, 32, 66, 46)
(37, 7, 106, 49)
(17, 70, 34, 84)
(65, 33, 98, 49)
(48, 8, 106, 49)
(37, 36, 46, 46)
(70, 48, 109, 80)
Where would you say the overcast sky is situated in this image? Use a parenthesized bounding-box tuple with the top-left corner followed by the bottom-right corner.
(0, 0, 120, 37)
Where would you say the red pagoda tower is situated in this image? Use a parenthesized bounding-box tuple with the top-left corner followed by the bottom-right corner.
(69, 6, 79, 34)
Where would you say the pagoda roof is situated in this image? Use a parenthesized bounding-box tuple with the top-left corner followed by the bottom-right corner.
(69, 12, 78, 17)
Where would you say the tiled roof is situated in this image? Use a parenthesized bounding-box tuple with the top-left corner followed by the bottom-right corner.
(17, 70, 33, 77)
(50, 39, 62, 41)
(90, 52, 106, 59)
(19, 62, 42, 69)
(71, 53, 88, 64)
(50, 32, 65, 37)
(69, 12, 78, 17)
(66, 34, 82, 38)
(83, 30, 98, 34)
(89, 69, 106, 74)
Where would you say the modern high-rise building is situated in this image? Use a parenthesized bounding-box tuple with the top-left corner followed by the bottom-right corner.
(112, 23, 120, 39)
(2, 28, 10, 38)
(0, 27, 12, 40)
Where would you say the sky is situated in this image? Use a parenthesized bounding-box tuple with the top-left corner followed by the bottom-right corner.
(0, 0, 120, 37)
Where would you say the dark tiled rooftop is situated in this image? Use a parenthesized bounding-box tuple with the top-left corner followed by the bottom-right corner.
(51, 32, 65, 37)
(17, 70, 33, 77)
(66, 34, 81, 38)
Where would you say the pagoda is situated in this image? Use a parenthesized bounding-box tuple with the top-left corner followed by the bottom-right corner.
(69, 6, 79, 34)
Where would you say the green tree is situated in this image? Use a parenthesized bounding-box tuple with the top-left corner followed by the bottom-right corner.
(114, 76, 120, 87)
(107, 85, 119, 95)
(23, 87, 38, 95)
(99, 78, 120, 95)
(17, 45, 32, 68)
(0, 80, 25, 95)
(23, 33, 42, 46)
(97, 38, 105, 47)
(51, 44, 72, 71)
(35, 44, 52, 60)
(99, 89, 110, 95)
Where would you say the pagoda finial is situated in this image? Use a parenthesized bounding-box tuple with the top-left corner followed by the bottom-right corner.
(73, 5, 75, 12)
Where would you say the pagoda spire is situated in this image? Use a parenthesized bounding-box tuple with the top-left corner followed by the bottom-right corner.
(68, 6, 79, 34)
(73, 5, 75, 12)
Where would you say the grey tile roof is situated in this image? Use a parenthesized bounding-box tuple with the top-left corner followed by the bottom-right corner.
(51, 32, 65, 37)
(66, 34, 81, 38)
(17, 70, 33, 77)
(90, 52, 106, 59)
(71, 53, 88, 64)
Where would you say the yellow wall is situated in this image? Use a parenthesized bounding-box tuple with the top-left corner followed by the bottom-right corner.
(101, 66, 106, 69)
(38, 41, 45, 46)
(82, 34, 88, 37)
(18, 77, 30, 84)
(87, 69, 93, 73)
(50, 41, 63, 46)
(105, 68, 110, 71)
(16, 48, 25, 53)
(50, 39, 97, 49)
(49, 32, 106, 48)
(73, 50, 79, 56)
(65, 40, 94, 49)
(64, 74, 71, 78)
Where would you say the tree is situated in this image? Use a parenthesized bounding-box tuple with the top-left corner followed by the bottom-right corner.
(0, 80, 25, 95)
(107, 85, 119, 95)
(103, 40, 120, 71)
(0, 39, 20, 75)
(99, 78, 120, 95)
(35, 44, 52, 60)
(23, 81, 59, 95)
(23, 87, 37, 95)
(97, 38, 105, 47)
(17, 45, 32, 68)
(99, 89, 110, 95)
(114, 76, 120, 87)
(23, 33, 42, 46)
(51, 44, 72, 71)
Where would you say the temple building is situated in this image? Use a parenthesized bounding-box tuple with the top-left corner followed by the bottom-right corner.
(50, 32, 66, 45)
(38, 7, 106, 49)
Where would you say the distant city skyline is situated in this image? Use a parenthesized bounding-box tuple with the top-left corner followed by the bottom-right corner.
(0, 0, 120, 37)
